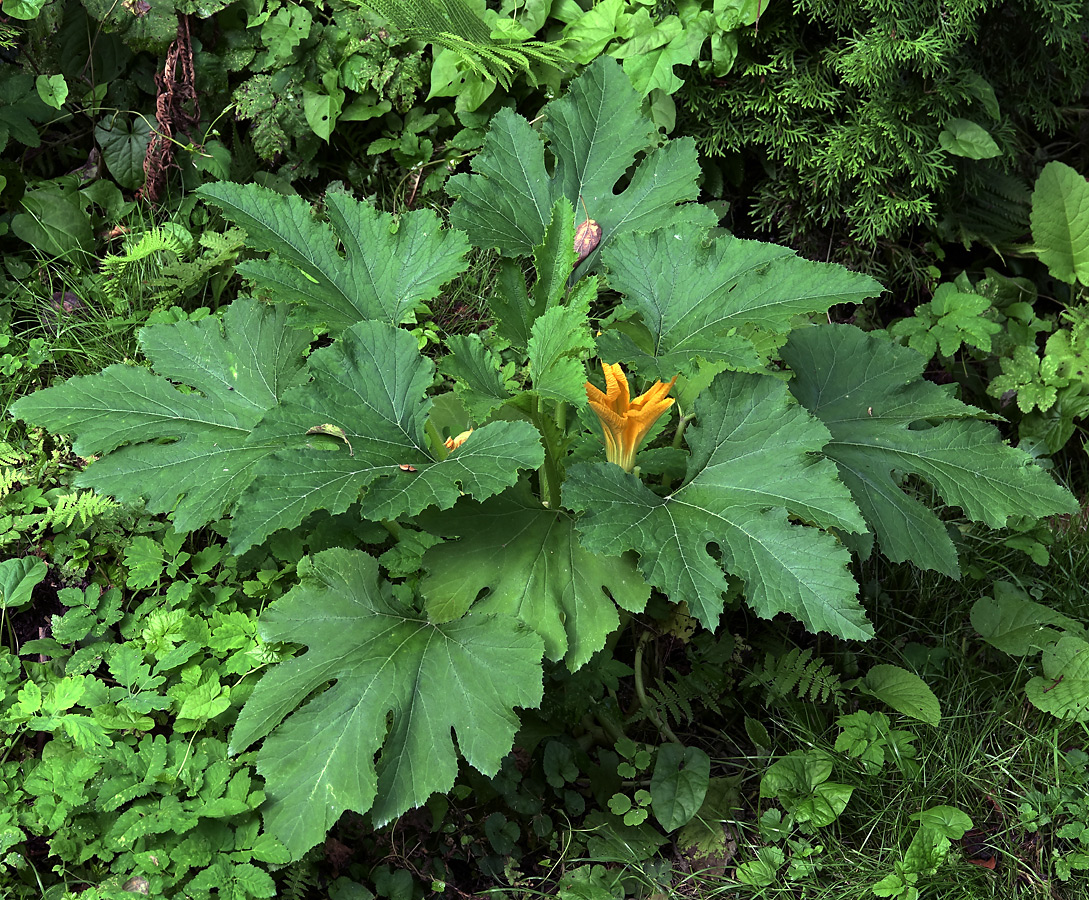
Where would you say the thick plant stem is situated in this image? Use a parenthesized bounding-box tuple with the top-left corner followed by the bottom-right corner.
(425, 419, 450, 461)
(662, 411, 696, 491)
(530, 396, 563, 508)
(540, 447, 562, 509)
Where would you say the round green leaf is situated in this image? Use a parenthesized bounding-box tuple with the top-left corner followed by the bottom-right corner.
(863, 664, 941, 726)
(35, 74, 68, 110)
(302, 88, 344, 142)
(911, 805, 973, 839)
(938, 118, 1001, 159)
(650, 744, 710, 831)
(0, 556, 48, 612)
(94, 113, 152, 190)
(1, 0, 48, 19)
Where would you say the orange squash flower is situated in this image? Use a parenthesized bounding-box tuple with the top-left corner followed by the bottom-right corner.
(444, 429, 473, 451)
(585, 363, 677, 472)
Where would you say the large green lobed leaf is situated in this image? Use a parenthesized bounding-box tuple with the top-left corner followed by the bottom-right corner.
(420, 482, 650, 670)
(447, 57, 715, 273)
(197, 182, 470, 330)
(597, 230, 884, 379)
(564, 369, 872, 640)
(230, 548, 544, 857)
(10, 299, 310, 533)
(782, 325, 1078, 576)
(232, 320, 544, 552)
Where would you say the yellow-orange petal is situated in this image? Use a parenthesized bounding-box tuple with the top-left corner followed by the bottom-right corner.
(444, 429, 473, 451)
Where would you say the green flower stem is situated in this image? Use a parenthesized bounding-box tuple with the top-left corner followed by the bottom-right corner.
(632, 629, 681, 745)
(425, 419, 450, 461)
(672, 412, 695, 449)
(662, 411, 695, 491)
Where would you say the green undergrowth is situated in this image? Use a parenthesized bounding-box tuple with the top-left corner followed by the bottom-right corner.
(3, 457, 1086, 898)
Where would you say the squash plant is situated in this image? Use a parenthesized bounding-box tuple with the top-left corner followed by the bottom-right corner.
(11, 59, 1076, 860)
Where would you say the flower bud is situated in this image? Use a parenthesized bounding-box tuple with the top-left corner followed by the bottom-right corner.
(574, 218, 602, 264)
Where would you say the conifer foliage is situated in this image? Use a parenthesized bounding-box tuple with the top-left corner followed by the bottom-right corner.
(679, 0, 1089, 247)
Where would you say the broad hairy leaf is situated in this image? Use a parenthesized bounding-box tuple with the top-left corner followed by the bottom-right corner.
(491, 259, 541, 352)
(10, 299, 310, 533)
(533, 197, 579, 310)
(527, 283, 596, 404)
(597, 230, 884, 379)
(971, 581, 1084, 656)
(197, 182, 470, 330)
(1025, 633, 1089, 721)
(481, 199, 579, 355)
(232, 320, 544, 552)
(230, 548, 544, 858)
(564, 369, 871, 640)
(420, 482, 649, 669)
(1030, 160, 1089, 285)
(447, 57, 715, 273)
(782, 325, 1078, 577)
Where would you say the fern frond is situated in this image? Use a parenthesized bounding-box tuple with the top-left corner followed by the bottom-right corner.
(0, 443, 24, 468)
(40, 491, 120, 531)
(644, 676, 696, 728)
(279, 852, 320, 900)
(948, 168, 1031, 248)
(199, 226, 247, 261)
(99, 227, 192, 302)
(0, 469, 17, 497)
(743, 648, 844, 706)
(632, 662, 726, 731)
(0, 21, 20, 51)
